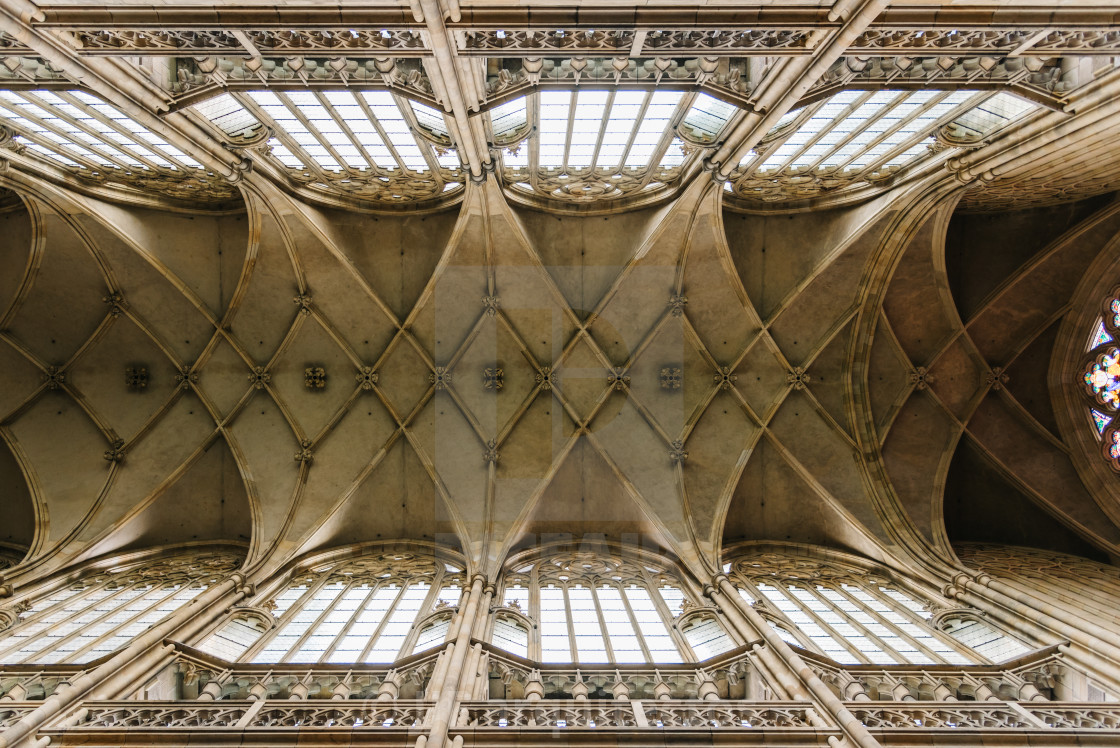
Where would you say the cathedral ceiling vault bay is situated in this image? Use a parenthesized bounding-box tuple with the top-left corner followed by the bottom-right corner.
(0, 0, 1119, 586)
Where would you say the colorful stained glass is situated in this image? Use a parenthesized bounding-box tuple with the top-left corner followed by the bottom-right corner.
(1110, 431, 1120, 460)
(1089, 317, 1112, 351)
(1092, 410, 1110, 435)
(1084, 348, 1120, 409)
(1111, 299, 1120, 328)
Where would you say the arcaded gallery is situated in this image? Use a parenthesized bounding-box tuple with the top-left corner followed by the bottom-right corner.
(0, 0, 1119, 746)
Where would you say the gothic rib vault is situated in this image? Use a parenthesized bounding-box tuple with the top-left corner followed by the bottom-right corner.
(0, 0, 1119, 595)
(1, 158, 1119, 588)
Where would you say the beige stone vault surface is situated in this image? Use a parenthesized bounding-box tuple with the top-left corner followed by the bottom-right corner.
(0, 0, 1119, 583)
(1, 165, 1119, 581)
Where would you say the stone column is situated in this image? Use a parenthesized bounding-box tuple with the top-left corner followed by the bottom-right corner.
(424, 574, 492, 748)
(707, 574, 882, 748)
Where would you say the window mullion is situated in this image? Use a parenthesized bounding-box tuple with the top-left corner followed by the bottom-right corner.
(241, 577, 323, 662)
(399, 574, 446, 658)
(278, 92, 351, 175)
(234, 93, 323, 177)
(353, 94, 409, 174)
(0, 98, 136, 173)
(591, 584, 616, 663)
(357, 580, 411, 662)
(785, 91, 877, 172)
(53, 92, 177, 171)
(637, 95, 688, 189)
(617, 584, 654, 662)
(391, 92, 444, 179)
(562, 584, 578, 663)
(319, 583, 379, 663)
(0, 578, 107, 653)
(10, 582, 141, 663)
(562, 90, 576, 171)
(65, 582, 194, 663)
(286, 580, 351, 664)
(529, 566, 541, 661)
(833, 585, 913, 663)
(648, 578, 693, 658)
(732, 99, 825, 185)
(616, 92, 652, 169)
(317, 93, 375, 174)
(588, 89, 615, 175)
(785, 584, 868, 664)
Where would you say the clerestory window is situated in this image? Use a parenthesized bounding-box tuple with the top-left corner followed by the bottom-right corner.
(240, 552, 462, 664)
(728, 551, 1028, 665)
(492, 550, 735, 664)
(0, 553, 240, 665)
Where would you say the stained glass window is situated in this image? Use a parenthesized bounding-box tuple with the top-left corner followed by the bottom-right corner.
(1081, 293, 1120, 470)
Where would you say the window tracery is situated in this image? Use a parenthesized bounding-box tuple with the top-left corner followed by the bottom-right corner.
(488, 89, 737, 205)
(1080, 294, 1120, 470)
(0, 89, 237, 202)
(727, 551, 1028, 665)
(492, 550, 735, 664)
(0, 553, 240, 665)
(238, 552, 463, 665)
(190, 89, 463, 204)
(726, 89, 1036, 205)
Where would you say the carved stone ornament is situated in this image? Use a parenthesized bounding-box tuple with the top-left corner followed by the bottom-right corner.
(483, 367, 504, 391)
(536, 366, 556, 391)
(356, 366, 378, 390)
(986, 366, 1010, 390)
(483, 439, 500, 464)
(248, 366, 271, 390)
(125, 366, 148, 391)
(293, 293, 314, 316)
(482, 295, 501, 316)
(175, 366, 199, 390)
(660, 366, 683, 390)
(909, 366, 934, 390)
(714, 366, 737, 390)
(669, 440, 688, 463)
(44, 365, 65, 390)
(294, 439, 313, 463)
(102, 291, 125, 317)
(668, 293, 688, 317)
(103, 440, 125, 463)
(608, 368, 631, 391)
(787, 366, 812, 390)
(304, 366, 327, 390)
(430, 366, 452, 390)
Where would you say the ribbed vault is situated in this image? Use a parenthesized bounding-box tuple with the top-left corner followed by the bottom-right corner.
(0, 164, 1118, 585)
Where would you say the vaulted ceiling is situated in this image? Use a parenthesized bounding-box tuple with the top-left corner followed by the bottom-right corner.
(0, 0, 1119, 583)
(1, 168, 1118, 584)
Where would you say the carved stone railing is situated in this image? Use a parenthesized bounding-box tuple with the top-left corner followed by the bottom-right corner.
(0, 703, 38, 730)
(1025, 704, 1120, 729)
(458, 699, 819, 729)
(166, 641, 440, 701)
(46, 699, 433, 731)
(0, 666, 87, 701)
(643, 700, 819, 728)
(483, 642, 759, 701)
(845, 701, 1120, 731)
(806, 645, 1065, 702)
(846, 702, 1033, 729)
